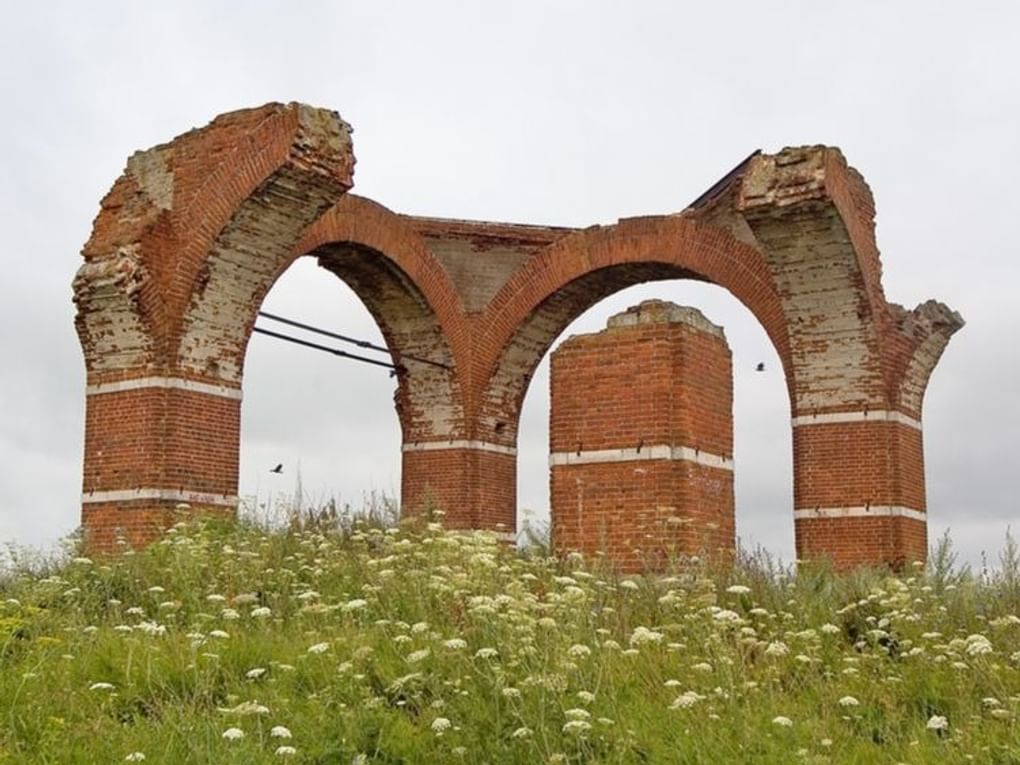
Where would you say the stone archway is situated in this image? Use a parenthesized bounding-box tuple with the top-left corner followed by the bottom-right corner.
(73, 103, 962, 568)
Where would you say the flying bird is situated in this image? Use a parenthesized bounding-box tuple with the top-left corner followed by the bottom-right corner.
(755, 362, 765, 372)
(270, 464, 283, 474)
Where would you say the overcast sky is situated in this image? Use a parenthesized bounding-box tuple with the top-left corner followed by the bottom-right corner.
(1, 1, 1017, 566)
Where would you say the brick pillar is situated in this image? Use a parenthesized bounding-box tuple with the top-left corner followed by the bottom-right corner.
(401, 443, 516, 532)
(550, 300, 734, 571)
(73, 103, 355, 551)
(791, 411, 927, 569)
(81, 378, 241, 550)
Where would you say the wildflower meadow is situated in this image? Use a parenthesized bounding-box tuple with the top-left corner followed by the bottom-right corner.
(1, 514, 1019, 763)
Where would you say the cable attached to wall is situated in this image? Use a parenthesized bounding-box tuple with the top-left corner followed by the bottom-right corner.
(252, 311, 452, 374)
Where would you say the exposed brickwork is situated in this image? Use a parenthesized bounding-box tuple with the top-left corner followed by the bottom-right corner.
(401, 448, 516, 530)
(74, 105, 962, 568)
(83, 387, 239, 495)
(550, 301, 734, 571)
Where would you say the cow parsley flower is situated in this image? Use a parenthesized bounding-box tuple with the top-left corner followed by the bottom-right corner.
(629, 627, 664, 646)
(764, 641, 789, 657)
(670, 691, 703, 709)
(222, 727, 245, 740)
(275, 746, 297, 757)
(431, 717, 452, 735)
(926, 715, 949, 731)
(307, 642, 330, 654)
(270, 726, 292, 738)
(838, 696, 860, 707)
(124, 754, 146, 762)
(772, 716, 794, 727)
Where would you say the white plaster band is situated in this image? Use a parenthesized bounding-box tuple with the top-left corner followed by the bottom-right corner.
(86, 377, 243, 401)
(794, 506, 926, 523)
(402, 440, 517, 456)
(82, 489, 239, 507)
(550, 445, 734, 471)
(791, 410, 921, 431)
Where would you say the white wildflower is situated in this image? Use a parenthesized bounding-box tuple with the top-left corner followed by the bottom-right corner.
(629, 626, 664, 646)
(222, 727, 245, 740)
(246, 667, 267, 679)
(726, 585, 751, 595)
(407, 648, 431, 664)
(838, 696, 860, 707)
(431, 717, 452, 735)
(926, 715, 949, 731)
(270, 725, 292, 738)
(670, 691, 704, 709)
(764, 641, 789, 657)
(772, 716, 793, 727)
(965, 634, 993, 656)
(713, 609, 742, 624)
(307, 642, 330, 654)
(275, 746, 297, 757)
(562, 719, 592, 735)
(89, 682, 115, 691)
(124, 754, 146, 762)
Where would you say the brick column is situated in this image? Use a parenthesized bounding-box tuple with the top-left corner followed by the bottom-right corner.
(791, 410, 927, 569)
(401, 441, 516, 532)
(81, 377, 241, 550)
(550, 301, 734, 571)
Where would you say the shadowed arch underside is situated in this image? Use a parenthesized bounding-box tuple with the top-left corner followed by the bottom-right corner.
(73, 104, 962, 569)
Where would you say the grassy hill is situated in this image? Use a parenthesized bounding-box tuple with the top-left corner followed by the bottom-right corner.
(1, 515, 1019, 763)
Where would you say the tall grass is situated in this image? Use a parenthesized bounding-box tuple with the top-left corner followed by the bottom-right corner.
(1, 515, 1018, 763)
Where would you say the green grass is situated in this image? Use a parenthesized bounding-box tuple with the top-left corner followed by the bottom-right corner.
(1, 515, 1019, 764)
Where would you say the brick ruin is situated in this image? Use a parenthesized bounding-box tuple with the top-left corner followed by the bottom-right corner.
(551, 300, 734, 571)
(72, 102, 963, 568)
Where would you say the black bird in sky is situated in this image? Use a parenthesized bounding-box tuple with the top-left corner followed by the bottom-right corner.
(270, 464, 283, 474)
(755, 362, 765, 372)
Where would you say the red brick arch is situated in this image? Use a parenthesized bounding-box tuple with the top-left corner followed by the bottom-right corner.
(73, 103, 963, 568)
(288, 195, 470, 442)
(473, 215, 792, 437)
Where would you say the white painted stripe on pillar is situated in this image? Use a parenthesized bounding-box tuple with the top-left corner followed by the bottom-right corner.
(82, 489, 239, 506)
(550, 445, 733, 471)
(86, 377, 243, 400)
(402, 440, 517, 456)
(793, 506, 926, 522)
(791, 410, 922, 431)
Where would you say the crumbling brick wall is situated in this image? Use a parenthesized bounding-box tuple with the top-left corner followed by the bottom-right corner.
(73, 103, 963, 569)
